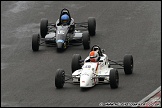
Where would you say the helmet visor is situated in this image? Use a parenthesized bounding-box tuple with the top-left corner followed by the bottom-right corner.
(93, 47, 99, 51)
(62, 20, 68, 23)
(90, 58, 97, 62)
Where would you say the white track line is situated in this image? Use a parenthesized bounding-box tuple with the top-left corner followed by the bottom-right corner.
(139, 86, 161, 103)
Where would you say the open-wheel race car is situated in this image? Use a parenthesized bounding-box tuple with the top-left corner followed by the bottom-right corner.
(55, 45, 134, 89)
(32, 8, 96, 52)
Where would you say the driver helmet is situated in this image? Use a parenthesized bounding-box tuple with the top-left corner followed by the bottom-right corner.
(61, 14, 70, 25)
(89, 51, 99, 62)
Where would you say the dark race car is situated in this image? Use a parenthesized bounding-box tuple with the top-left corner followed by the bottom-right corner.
(32, 8, 96, 52)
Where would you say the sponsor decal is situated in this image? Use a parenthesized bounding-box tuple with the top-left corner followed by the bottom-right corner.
(82, 73, 89, 76)
(82, 81, 85, 83)
(101, 63, 104, 67)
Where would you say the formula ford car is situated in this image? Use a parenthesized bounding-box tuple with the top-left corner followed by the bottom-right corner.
(32, 8, 96, 52)
(55, 45, 134, 89)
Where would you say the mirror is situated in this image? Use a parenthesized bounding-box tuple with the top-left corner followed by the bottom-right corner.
(101, 49, 105, 53)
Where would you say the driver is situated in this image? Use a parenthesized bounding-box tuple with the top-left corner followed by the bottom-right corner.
(89, 51, 100, 62)
(60, 14, 70, 25)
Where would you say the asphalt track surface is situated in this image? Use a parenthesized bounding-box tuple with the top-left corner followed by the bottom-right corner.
(1, 1, 161, 107)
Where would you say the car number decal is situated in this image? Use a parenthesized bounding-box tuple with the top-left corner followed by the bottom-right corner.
(58, 30, 64, 34)
(84, 65, 91, 68)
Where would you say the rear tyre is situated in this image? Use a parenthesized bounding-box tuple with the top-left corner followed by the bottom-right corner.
(55, 69, 65, 89)
(32, 34, 40, 51)
(82, 31, 90, 50)
(123, 54, 133, 75)
(40, 18, 48, 38)
(88, 17, 96, 36)
(71, 54, 82, 73)
(110, 69, 119, 89)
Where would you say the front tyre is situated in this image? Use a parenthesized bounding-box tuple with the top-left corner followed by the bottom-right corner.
(123, 54, 133, 75)
(55, 69, 65, 89)
(40, 18, 48, 38)
(71, 54, 82, 73)
(82, 31, 90, 50)
(32, 34, 40, 51)
(110, 69, 119, 89)
(88, 17, 96, 36)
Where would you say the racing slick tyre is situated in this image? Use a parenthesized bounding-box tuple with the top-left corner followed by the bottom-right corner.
(88, 17, 96, 36)
(55, 69, 65, 89)
(71, 54, 82, 73)
(32, 34, 40, 51)
(123, 54, 133, 75)
(110, 69, 119, 89)
(40, 18, 48, 38)
(82, 31, 90, 50)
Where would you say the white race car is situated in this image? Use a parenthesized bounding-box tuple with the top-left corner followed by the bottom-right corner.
(55, 45, 133, 89)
